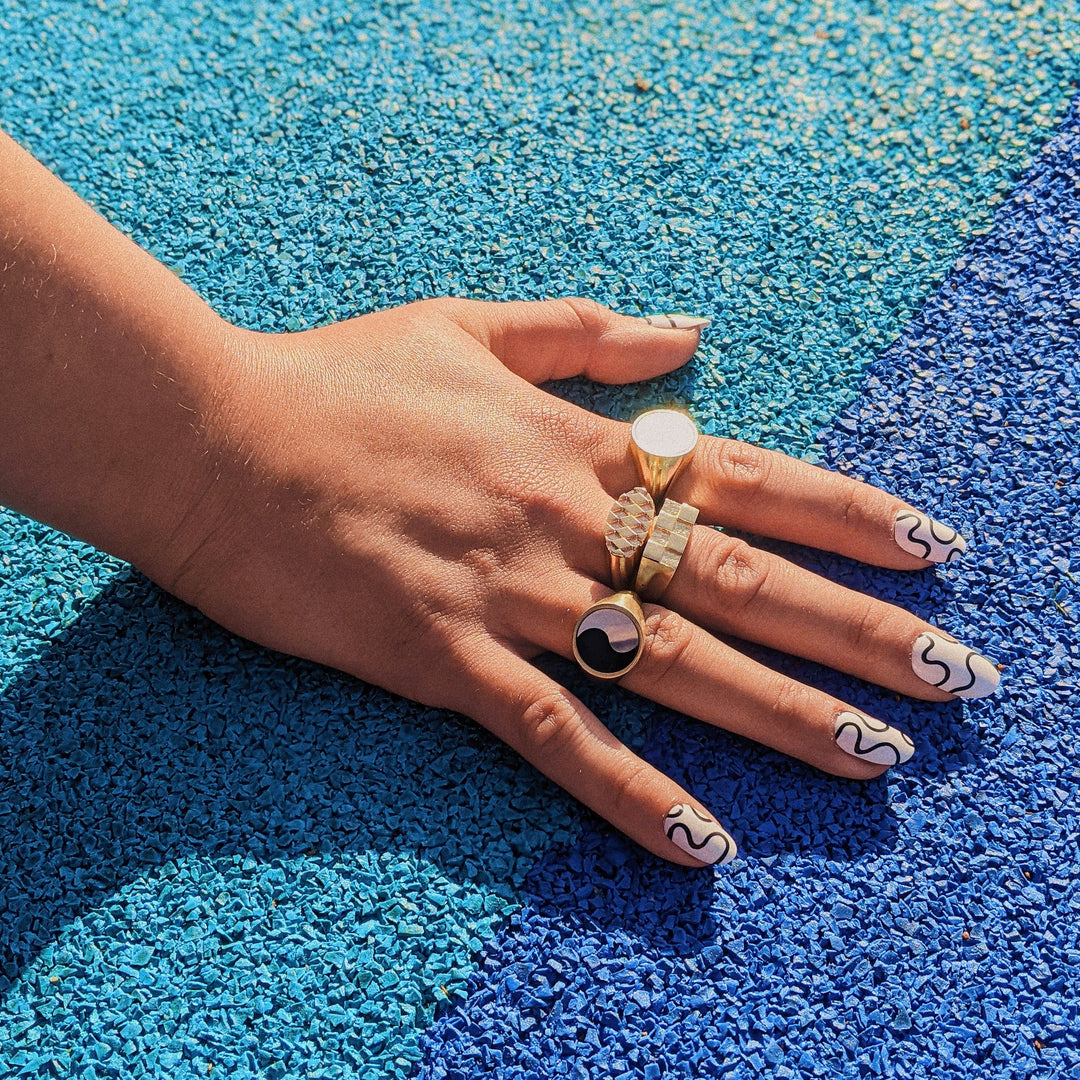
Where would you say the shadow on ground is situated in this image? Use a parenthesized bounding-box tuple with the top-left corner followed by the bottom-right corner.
(0, 549, 965, 990)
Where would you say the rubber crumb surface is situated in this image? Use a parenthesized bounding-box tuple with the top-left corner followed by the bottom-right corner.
(412, 96, 1080, 1080)
(0, 0, 1078, 1077)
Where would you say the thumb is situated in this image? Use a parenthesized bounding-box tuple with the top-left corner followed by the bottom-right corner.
(438, 296, 710, 385)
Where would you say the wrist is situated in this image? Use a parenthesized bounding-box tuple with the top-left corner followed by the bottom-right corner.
(91, 317, 261, 587)
(0, 129, 266, 584)
(2, 306, 254, 585)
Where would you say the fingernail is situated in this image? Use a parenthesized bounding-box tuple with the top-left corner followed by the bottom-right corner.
(664, 803, 736, 865)
(643, 313, 711, 330)
(834, 710, 914, 766)
(912, 631, 1001, 698)
(894, 509, 967, 563)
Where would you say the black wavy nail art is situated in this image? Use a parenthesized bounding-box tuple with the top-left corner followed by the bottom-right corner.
(917, 634, 956, 688)
(895, 510, 966, 563)
(834, 711, 914, 766)
(911, 632, 1000, 698)
(897, 511, 933, 559)
(928, 518, 964, 561)
(663, 804, 734, 864)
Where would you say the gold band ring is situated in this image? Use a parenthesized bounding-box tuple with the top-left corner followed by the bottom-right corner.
(573, 590, 646, 680)
(630, 407, 699, 502)
(605, 486, 655, 590)
(634, 498, 699, 601)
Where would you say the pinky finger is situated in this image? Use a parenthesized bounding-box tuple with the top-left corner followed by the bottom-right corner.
(458, 642, 737, 867)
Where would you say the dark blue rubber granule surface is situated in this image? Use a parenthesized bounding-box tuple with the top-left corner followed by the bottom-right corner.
(411, 99, 1080, 1080)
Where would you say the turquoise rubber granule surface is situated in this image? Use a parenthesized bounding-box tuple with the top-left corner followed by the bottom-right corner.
(1, 1, 1079, 1077)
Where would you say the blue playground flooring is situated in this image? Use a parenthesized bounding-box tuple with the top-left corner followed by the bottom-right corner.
(1, 1, 1078, 1077)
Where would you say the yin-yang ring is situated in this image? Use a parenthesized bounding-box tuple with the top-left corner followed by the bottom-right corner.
(572, 590, 646, 680)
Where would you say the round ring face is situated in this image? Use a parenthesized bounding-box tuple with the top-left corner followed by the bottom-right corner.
(574, 606, 643, 677)
(631, 409, 699, 459)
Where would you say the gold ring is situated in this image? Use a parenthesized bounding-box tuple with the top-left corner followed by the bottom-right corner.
(634, 498, 699, 601)
(630, 407, 699, 502)
(605, 486, 655, 590)
(572, 590, 646, 680)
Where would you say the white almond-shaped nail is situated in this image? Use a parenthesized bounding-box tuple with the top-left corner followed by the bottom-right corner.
(834, 710, 915, 766)
(643, 313, 711, 330)
(912, 632, 1001, 698)
(894, 510, 967, 563)
(664, 803, 736, 864)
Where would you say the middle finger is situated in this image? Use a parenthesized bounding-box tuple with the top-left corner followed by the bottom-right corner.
(662, 526, 1000, 701)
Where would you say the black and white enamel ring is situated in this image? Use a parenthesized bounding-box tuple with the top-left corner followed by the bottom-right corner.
(572, 590, 646, 680)
(630, 407, 699, 502)
(634, 498, 699, 601)
(604, 486, 655, 590)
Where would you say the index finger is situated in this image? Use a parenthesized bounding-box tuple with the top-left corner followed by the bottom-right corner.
(648, 434, 966, 570)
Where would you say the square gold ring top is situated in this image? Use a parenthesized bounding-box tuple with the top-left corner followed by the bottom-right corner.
(634, 498, 699, 601)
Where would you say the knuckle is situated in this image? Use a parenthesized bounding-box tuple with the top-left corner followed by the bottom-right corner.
(555, 295, 611, 334)
(641, 609, 696, 684)
(709, 536, 771, 615)
(606, 757, 652, 819)
(417, 295, 475, 321)
(551, 297, 615, 377)
(844, 598, 900, 656)
(412, 295, 451, 315)
(705, 438, 773, 503)
(839, 478, 863, 531)
(460, 544, 504, 583)
(518, 691, 582, 754)
(396, 296, 458, 327)
(768, 678, 818, 726)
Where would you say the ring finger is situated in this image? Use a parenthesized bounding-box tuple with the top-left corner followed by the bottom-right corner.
(538, 576, 917, 777)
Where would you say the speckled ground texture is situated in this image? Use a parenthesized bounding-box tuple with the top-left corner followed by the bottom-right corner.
(0, 1, 1078, 1078)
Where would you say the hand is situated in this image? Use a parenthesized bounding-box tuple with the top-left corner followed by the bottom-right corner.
(157, 296, 1000, 866)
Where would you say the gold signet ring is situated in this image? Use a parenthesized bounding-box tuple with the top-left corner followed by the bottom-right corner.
(605, 486, 655, 591)
(572, 591, 646, 680)
(630, 408, 699, 502)
(635, 498, 699, 601)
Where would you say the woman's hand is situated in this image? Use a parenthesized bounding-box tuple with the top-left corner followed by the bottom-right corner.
(160, 296, 1000, 866)
(0, 129, 997, 866)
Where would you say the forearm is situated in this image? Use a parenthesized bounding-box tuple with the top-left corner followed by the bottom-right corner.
(0, 129, 244, 578)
